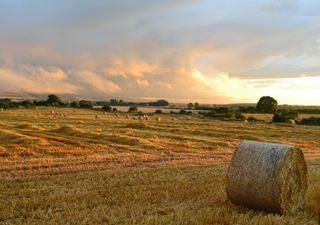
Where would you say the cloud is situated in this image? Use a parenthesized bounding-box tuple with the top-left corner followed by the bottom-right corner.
(0, 1, 320, 104)
(136, 79, 150, 88)
(104, 57, 159, 78)
(191, 69, 256, 102)
(74, 70, 121, 94)
(0, 65, 120, 97)
(0, 66, 78, 94)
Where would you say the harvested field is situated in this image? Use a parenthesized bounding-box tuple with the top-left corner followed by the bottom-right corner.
(0, 108, 319, 224)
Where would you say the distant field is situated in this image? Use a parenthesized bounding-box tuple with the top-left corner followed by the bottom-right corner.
(0, 108, 319, 224)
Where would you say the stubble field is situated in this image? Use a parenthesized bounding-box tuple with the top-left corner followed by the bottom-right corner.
(0, 108, 319, 225)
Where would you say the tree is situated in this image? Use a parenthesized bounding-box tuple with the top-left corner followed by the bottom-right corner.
(272, 109, 298, 122)
(102, 105, 112, 112)
(128, 106, 138, 112)
(79, 100, 93, 109)
(110, 99, 118, 105)
(21, 100, 34, 108)
(47, 94, 63, 106)
(149, 100, 169, 106)
(187, 103, 194, 108)
(194, 102, 200, 108)
(71, 101, 80, 108)
(256, 96, 278, 113)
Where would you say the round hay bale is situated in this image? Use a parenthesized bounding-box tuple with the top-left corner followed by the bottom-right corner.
(227, 141, 307, 214)
(289, 119, 295, 125)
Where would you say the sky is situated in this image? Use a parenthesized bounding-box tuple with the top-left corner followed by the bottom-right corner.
(0, 0, 320, 104)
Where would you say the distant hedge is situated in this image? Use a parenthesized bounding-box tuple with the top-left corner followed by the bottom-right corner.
(300, 117, 320, 126)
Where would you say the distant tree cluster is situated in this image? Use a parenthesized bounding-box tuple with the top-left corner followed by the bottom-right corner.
(200, 107, 244, 120)
(300, 117, 320, 126)
(71, 100, 93, 109)
(0, 95, 65, 109)
(149, 100, 169, 106)
(96, 99, 169, 107)
(187, 102, 200, 109)
(238, 106, 257, 113)
(0, 99, 19, 109)
(294, 108, 320, 114)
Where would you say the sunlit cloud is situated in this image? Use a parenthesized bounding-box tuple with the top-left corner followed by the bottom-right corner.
(0, 0, 319, 104)
(104, 57, 159, 78)
(74, 70, 121, 94)
(0, 66, 78, 94)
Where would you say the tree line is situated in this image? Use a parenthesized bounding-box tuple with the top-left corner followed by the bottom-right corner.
(0, 95, 170, 110)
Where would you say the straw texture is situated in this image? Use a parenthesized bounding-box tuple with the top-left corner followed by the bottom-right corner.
(227, 141, 307, 214)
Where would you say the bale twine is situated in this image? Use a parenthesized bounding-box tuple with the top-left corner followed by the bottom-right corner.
(227, 141, 307, 214)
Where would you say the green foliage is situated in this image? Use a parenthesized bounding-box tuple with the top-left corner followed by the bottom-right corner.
(256, 96, 278, 113)
(273, 109, 298, 123)
(79, 100, 93, 109)
(239, 106, 257, 113)
(21, 100, 34, 109)
(187, 103, 194, 108)
(317, 215, 320, 225)
(71, 101, 80, 108)
(201, 107, 244, 119)
(102, 105, 112, 112)
(149, 100, 169, 106)
(33, 100, 47, 106)
(0, 102, 19, 109)
(47, 94, 63, 106)
(128, 106, 138, 112)
(179, 109, 192, 115)
(154, 109, 163, 114)
(300, 117, 320, 126)
(0, 98, 11, 103)
(110, 99, 119, 105)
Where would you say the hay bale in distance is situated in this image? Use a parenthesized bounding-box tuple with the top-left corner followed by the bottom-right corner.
(227, 141, 307, 214)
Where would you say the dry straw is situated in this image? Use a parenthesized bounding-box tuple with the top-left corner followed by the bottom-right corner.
(227, 141, 307, 214)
